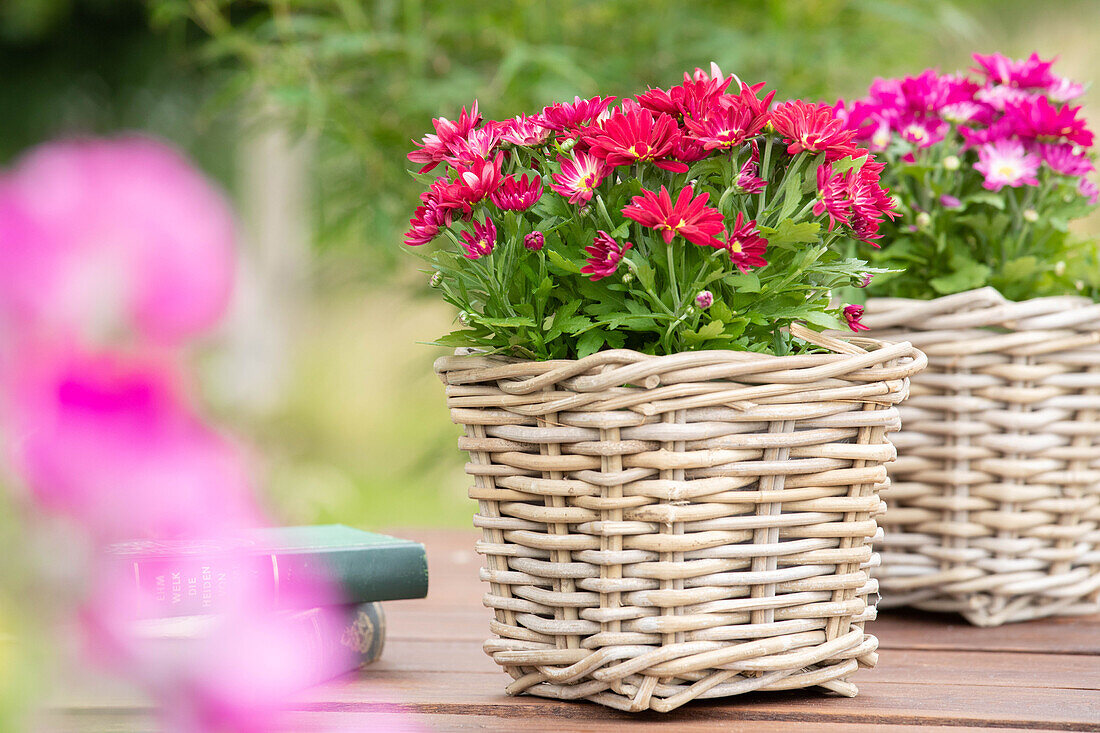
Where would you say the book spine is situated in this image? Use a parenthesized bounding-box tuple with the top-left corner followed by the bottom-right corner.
(284, 602, 386, 683)
(126, 543, 427, 617)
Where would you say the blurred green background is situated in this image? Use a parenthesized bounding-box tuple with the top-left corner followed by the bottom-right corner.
(2, 0, 1098, 535)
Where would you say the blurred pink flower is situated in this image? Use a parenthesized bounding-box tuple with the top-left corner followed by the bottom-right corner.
(3, 341, 258, 542)
(0, 137, 236, 345)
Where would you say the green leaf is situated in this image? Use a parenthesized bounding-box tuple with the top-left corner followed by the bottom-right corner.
(475, 316, 536, 328)
(576, 329, 606, 358)
(545, 249, 582, 274)
(965, 192, 1006, 210)
(696, 320, 726, 339)
(929, 256, 992, 294)
(726, 271, 761, 293)
(799, 310, 846, 330)
(764, 220, 822, 248)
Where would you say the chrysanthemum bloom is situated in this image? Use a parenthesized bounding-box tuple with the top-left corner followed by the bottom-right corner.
(453, 152, 505, 213)
(974, 84, 1033, 113)
(549, 151, 610, 205)
(444, 126, 503, 168)
(735, 143, 767, 194)
(1047, 76, 1085, 104)
(539, 96, 616, 133)
(1005, 96, 1094, 147)
(1079, 177, 1099, 205)
(408, 101, 482, 172)
(685, 97, 766, 150)
(459, 217, 496, 259)
(622, 185, 725, 248)
(404, 199, 449, 247)
(971, 52, 1057, 90)
(580, 230, 632, 281)
(724, 212, 769, 272)
(975, 139, 1041, 191)
(582, 106, 689, 172)
(0, 137, 236, 344)
(814, 164, 853, 230)
(843, 304, 870, 332)
(1040, 144, 1095, 176)
(845, 158, 897, 245)
(636, 71, 732, 120)
(694, 290, 713, 309)
(523, 231, 544, 251)
(495, 115, 553, 147)
(672, 135, 709, 163)
(898, 117, 948, 148)
(490, 173, 543, 210)
(769, 100, 859, 160)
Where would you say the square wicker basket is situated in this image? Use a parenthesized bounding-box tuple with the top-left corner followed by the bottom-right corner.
(434, 327, 924, 711)
(863, 287, 1100, 626)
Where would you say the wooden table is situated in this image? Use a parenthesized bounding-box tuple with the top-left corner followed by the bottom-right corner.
(53, 530, 1100, 731)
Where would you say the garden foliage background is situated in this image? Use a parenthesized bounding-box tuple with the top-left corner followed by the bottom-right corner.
(0, 0, 1096, 529)
(0, 0, 1097, 721)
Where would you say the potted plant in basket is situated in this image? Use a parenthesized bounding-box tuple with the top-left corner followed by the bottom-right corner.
(835, 53, 1100, 626)
(406, 65, 925, 711)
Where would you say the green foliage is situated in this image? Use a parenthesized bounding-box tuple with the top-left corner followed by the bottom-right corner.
(152, 0, 978, 267)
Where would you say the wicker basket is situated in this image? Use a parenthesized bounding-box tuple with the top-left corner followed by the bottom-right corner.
(862, 287, 1100, 626)
(434, 326, 925, 712)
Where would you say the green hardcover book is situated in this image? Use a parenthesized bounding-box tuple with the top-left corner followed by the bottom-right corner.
(134, 602, 387, 684)
(107, 525, 428, 617)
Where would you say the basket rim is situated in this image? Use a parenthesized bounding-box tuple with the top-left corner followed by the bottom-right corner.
(435, 327, 926, 394)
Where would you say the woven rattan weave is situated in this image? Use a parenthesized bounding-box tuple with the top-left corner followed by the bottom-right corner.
(435, 326, 925, 711)
(863, 287, 1100, 626)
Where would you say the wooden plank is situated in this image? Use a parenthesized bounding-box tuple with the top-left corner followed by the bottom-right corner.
(373, 638, 1100, 690)
(298, 669, 1100, 729)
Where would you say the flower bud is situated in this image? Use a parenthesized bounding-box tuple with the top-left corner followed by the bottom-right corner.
(1055, 260, 1067, 276)
(560, 137, 577, 153)
(695, 290, 713, 309)
(857, 273, 873, 288)
(621, 272, 634, 284)
(939, 194, 962, 209)
(429, 272, 443, 287)
(943, 155, 960, 171)
(1076, 280, 1085, 291)
(1023, 208, 1039, 223)
(916, 212, 932, 229)
(458, 310, 471, 326)
(524, 231, 545, 251)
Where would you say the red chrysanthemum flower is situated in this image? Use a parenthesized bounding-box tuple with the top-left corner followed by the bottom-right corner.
(636, 71, 732, 120)
(539, 96, 616, 133)
(490, 173, 543, 211)
(621, 185, 725, 248)
(769, 100, 859, 160)
(443, 126, 503, 168)
(459, 217, 496, 260)
(735, 140, 767, 194)
(452, 152, 505, 215)
(582, 105, 689, 173)
(724, 212, 769, 272)
(672, 134, 710, 163)
(843, 304, 870, 332)
(814, 163, 852, 230)
(549, 151, 610, 206)
(404, 198, 448, 247)
(407, 102, 482, 173)
(581, 230, 633, 281)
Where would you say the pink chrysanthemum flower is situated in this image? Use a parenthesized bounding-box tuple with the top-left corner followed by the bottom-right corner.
(1047, 76, 1086, 104)
(621, 185, 725, 248)
(1041, 144, 1095, 176)
(672, 134, 710, 163)
(1005, 96, 1094, 147)
(444, 126, 502, 168)
(636, 71, 732, 120)
(971, 52, 1057, 90)
(1079, 177, 1099, 205)
(769, 100, 859, 161)
(975, 85, 1033, 112)
(724, 213, 769, 273)
(846, 158, 898, 245)
(494, 115, 553, 147)
(490, 173, 543, 210)
(523, 231, 544, 251)
(581, 230, 632, 281)
(843, 304, 870, 332)
(408, 102, 482, 172)
(582, 105, 688, 172)
(685, 89, 771, 150)
(404, 200, 448, 247)
(975, 139, 1041, 191)
(459, 217, 496, 260)
(736, 141, 767, 194)
(899, 117, 948, 148)
(549, 151, 610, 206)
(539, 96, 616, 133)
